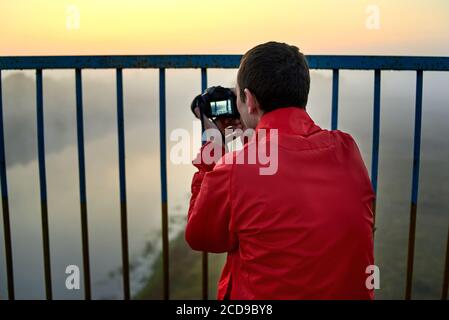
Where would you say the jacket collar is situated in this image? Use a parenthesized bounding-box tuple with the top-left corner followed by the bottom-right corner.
(255, 106, 322, 136)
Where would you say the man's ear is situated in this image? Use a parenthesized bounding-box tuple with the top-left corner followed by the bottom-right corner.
(244, 88, 260, 115)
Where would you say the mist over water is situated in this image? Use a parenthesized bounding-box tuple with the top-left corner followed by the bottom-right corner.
(0, 68, 448, 299)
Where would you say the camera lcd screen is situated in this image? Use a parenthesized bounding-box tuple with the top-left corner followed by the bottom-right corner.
(210, 99, 232, 116)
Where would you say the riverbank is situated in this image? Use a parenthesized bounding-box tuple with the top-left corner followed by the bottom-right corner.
(136, 228, 226, 299)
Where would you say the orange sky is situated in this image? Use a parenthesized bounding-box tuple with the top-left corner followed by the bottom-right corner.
(0, 0, 448, 56)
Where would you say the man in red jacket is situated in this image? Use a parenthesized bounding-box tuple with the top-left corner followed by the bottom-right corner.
(186, 41, 375, 299)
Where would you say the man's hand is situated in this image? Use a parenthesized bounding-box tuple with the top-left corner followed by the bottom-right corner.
(193, 106, 244, 146)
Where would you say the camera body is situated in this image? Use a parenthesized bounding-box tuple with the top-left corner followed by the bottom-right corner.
(191, 86, 240, 119)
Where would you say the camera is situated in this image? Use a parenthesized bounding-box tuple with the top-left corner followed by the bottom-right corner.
(191, 86, 240, 119)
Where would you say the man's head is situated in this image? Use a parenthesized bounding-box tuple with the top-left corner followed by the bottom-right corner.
(236, 41, 310, 129)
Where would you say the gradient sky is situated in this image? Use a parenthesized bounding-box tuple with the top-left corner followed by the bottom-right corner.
(0, 0, 448, 56)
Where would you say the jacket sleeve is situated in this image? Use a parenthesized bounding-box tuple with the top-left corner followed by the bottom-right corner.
(185, 142, 238, 253)
(343, 132, 376, 230)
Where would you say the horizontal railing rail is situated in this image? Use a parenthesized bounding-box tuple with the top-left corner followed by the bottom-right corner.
(1, 55, 449, 70)
(0, 55, 449, 300)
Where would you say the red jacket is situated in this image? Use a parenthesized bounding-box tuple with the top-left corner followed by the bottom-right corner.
(186, 107, 375, 300)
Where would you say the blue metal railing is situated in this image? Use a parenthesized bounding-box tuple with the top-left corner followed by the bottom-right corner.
(1, 55, 449, 300)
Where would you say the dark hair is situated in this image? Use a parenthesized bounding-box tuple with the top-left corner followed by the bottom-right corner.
(237, 41, 310, 112)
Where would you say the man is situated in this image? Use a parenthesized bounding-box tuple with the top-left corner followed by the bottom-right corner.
(186, 41, 375, 299)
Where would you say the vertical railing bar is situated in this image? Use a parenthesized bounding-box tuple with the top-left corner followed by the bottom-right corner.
(331, 69, 339, 130)
(159, 68, 169, 300)
(200, 68, 208, 301)
(116, 68, 130, 300)
(371, 69, 381, 233)
(441, 223, 449, 300)
(0, 69, 15, 299)
(75, 69, 91, 300)
(405, 69, 423, 300)
(36, 69, 52, 300)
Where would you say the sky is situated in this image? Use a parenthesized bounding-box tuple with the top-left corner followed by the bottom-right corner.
(0, 0, 448, 56)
